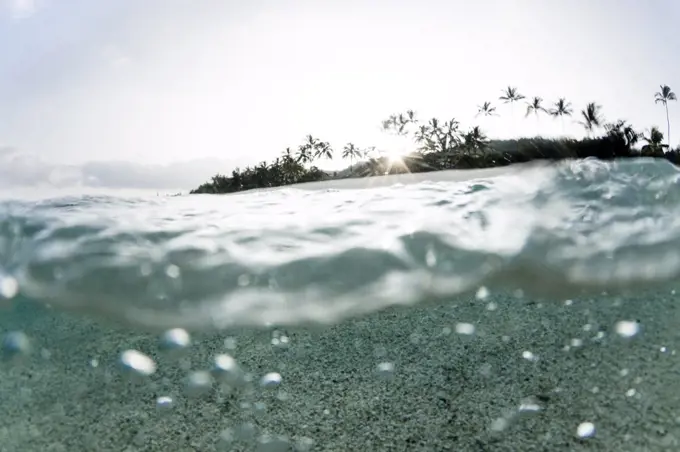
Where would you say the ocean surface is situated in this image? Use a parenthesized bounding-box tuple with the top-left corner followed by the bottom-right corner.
(1, 158, 680, 330)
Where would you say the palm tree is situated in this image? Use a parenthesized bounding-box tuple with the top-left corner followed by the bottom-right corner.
(342, 143, 362, 173)
(499, 86, 525, 142)
(549, 98, 573, 134)
(476, 102, 497, 117)
(578, 102, 604, 136)
(525, 96, 547, 117)
(499, 86, 525, 115)
(525, 96, 547, 136)
(314, 141, 333, 161)
(462, 126, 489, 154)
(655, 85, 677, 147)
(604, 120, 641, 149)
(382, 110, 417, 136)
(641, 126, 667, 156)
(297, 135, 320, 164)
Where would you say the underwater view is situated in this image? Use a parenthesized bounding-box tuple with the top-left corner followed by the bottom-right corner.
(3, 1, 680, 450)
(3, 159, 680, 450)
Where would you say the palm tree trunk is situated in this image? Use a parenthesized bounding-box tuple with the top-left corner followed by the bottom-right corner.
(666, 103, 671, 148)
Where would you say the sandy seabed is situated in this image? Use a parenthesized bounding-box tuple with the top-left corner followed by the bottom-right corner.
(1, 288, 680, 452)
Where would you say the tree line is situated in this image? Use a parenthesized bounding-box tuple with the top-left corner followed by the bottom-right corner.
(191, 85, 677, 194)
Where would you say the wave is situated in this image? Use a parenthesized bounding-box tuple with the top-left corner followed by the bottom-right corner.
(1, 158, 680, 330)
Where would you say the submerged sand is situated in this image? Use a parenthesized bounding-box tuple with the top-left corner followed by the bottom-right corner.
(1, 288, 679, 451)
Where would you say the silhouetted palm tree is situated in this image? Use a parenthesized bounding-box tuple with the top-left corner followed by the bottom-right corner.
(382, 110, 417, 135)
(549, 98, 573, 134)
(476, 102, 497, 117)
(342, 143, 362, 173)
(314, 141, 333, 161)
(462, 126, 489, 153)
(604, 120, 641, 149)
(525, 96, 547, 117)
(525, 96, 547, 135)
(499, 86, 525, 116)
(297, 135, 320, 164)
(578, 103, 604, 136)
(642, 126, 667, 155)
(655, 85, 677, 147)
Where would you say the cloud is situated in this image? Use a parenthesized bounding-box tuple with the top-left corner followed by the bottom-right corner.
(0, 148, 232, 191)
(6, 0, 38, 19)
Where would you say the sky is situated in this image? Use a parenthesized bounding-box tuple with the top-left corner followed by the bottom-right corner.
(1, 0, 679, 189)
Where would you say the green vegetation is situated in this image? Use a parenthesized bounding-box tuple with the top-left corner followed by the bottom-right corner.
(191, 85, 678, 194)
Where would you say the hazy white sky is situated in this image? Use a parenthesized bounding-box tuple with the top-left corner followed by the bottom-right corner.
(1, 0, 679, 184)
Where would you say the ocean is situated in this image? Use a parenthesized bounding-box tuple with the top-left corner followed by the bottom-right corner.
(2, 158, 680, 451)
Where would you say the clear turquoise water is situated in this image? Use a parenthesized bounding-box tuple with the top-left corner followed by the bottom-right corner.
(2, 158, 679, 329)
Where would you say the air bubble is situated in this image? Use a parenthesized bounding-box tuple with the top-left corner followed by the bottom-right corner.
(376, 362, 395, 380)
(185, 370, 213, 398)
(165, 265, 180, 278)
(212, 354, 244, 387)
(522, 351, 537, 361)
(0, 275, 18, 299)
(425, 249, 436, 267)
(235, 422, 256, 441)
(253, 401, 267, 417)
(490, 417, 509, 432)
(159, 328, 191, 352)
(2, 331, 30, 359)
(576, 422, 596, 439)
(475, 286, 489, 300)
(256, 434, 290, 452)
(615, 321, 639, 338)
(119, 350, 156, 378)
(156, 396, 174, 411)
(455, 322, 475, 335)
(295, 436, 315, 451)
(224, 337, 237, 350)
(260, 372, 282, 389)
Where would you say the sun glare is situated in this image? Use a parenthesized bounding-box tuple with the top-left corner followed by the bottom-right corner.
(385, 149, 405, 163)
